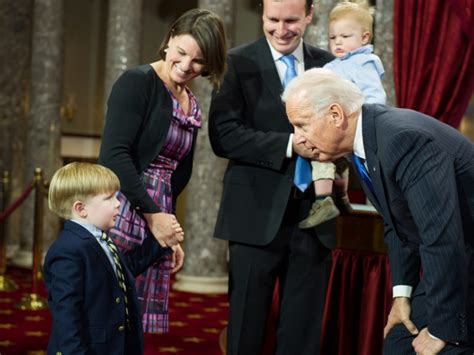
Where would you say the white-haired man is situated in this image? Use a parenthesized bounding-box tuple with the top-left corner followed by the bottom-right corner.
(283, 68, 474, 355)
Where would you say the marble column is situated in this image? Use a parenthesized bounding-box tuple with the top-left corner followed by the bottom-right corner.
(173, 0, 235, 294)
(0, 0, 33, 258)
(103, 0, 143, 109)
(375, 0, 396, 105)
(14, 0, 64, 267)
(304, 0, 338, 49)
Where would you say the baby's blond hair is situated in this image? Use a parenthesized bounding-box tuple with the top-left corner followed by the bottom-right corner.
(48, 162, 120, 219)
(329, 1, 375, 42)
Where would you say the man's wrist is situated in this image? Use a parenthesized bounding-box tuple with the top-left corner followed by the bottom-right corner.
(428, 329, 458, 346)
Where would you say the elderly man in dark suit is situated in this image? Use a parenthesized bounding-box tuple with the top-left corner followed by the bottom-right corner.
(208, 0, 335, 354)
(283, 67, 474, 355)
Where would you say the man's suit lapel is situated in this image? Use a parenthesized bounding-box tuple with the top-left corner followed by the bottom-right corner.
(255, 38, 286, 117)
(63, 221, 117, 280)
(303, 44, 319, 70)
(361, 105, 396, 229)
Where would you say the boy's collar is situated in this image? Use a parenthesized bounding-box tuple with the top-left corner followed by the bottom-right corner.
(337, 44, 373, 60)
(70, 219, 103, 238)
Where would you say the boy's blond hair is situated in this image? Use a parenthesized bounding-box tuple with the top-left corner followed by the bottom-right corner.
(329, 1, 375, 42)
(48, 162, 120, 219)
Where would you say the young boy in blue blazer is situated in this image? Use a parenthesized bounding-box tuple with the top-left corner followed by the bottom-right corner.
(44, 162, 182, 354)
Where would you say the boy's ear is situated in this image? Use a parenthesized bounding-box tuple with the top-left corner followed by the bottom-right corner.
(362, 31, 371, 45)
(72, 200, 87, 218)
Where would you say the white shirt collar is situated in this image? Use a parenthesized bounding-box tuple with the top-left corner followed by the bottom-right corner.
(267, 39, 305, 65)
(353, 111, 366, 160)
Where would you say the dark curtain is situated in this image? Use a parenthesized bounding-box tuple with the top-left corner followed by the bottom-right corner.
(264, 249, 392, 355)
(393, 0, 474, 128)
(320, 249, 392, 355)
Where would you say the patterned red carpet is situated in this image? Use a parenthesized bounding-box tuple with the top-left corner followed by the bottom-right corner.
(0, 267, 227, 355)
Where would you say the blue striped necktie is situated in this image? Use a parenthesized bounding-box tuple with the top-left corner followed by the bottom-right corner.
(352, 154, 375, 196)
(280, 54, 312, 192)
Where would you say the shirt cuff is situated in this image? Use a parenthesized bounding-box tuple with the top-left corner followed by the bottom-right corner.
(392, 285, 412, 298)
(428, 330, 459, 345)
(286, 134, 294, 158)
(428, 331, 441, 341)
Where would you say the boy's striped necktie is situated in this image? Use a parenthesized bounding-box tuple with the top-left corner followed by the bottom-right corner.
(101, 232, 131, 329)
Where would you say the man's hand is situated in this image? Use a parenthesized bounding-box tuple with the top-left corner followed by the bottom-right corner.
(412, 328, 446, 354)
(170, 244, 185, 273)
(384, 297, 419, 338)
(143, 212, 184, 247)
(293, 135, 320, 160)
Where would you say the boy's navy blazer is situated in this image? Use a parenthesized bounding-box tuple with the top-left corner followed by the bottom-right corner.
(44, 220, 164, 354)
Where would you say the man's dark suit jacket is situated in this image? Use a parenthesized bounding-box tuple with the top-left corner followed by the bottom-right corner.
(44, 220, 164, 354)
(209, 37, 335, 247)
(360, 104, 474, 343)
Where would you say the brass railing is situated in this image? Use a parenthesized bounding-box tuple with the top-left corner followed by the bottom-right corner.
(0, 171, 17, 291)
(0, 168, 49, 310)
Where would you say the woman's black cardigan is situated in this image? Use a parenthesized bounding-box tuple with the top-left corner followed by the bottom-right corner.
(99, 64, 197, 214)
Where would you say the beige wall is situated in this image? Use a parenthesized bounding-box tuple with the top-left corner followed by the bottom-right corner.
(62, 0, 107, 136)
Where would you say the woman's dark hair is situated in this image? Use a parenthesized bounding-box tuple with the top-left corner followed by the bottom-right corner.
(158, 9, 227, 89)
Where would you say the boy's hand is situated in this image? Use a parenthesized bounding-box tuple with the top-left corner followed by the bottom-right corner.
(143, 212, 184, 247)
(170, 244, 185, 273)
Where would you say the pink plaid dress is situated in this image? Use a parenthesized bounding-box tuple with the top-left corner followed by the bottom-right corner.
(108, 85, 201, 333)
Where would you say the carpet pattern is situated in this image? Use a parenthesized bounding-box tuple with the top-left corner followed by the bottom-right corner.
(0, 267, 227, 355)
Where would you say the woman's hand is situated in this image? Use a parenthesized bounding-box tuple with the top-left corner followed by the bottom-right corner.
(143, 212, 184, 247)
(170, 244, 185, 273)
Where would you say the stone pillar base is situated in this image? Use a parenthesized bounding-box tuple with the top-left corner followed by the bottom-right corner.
(10, 250, 46, 268)
(6, 244, 20, 259)
(11, 249, 33, 268)
(172, 274, 228, 294)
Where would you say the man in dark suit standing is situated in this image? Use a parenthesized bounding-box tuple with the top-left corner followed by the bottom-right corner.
(283, 68, 474, 355)
(208, 1, 334, 354)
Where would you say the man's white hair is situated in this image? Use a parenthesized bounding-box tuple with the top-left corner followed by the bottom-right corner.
(282, 68, 364, 118)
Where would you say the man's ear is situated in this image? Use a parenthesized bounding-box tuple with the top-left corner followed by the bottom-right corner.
(305, 4, 315, 24)
(72, 200, 87, 218)
(328, 103, 345, 127)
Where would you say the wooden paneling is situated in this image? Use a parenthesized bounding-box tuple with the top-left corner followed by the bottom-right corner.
(336, 205, 387, 253)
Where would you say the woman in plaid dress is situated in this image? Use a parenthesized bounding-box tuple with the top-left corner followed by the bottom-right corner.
(99, 9, 227, 333)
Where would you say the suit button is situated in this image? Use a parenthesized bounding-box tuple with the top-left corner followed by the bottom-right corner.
(118, 325, 125, 331)
(116, 297, 121, 304)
